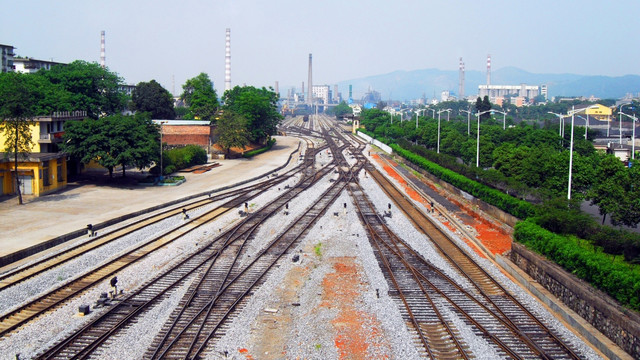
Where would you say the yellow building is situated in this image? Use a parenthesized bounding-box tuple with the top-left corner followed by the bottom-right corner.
(0, 111, 85, 197)
(0, 153, 67, 196)
(585, 104, 612, 121)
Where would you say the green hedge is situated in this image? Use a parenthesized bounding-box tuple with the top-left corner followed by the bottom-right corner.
(163, 145, 207, 175)
(243, 138, 276, 158)
(390, 144, 535, 219)
(514, 219, 640, 311)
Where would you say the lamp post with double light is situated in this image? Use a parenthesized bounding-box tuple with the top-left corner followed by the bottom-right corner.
(567, 105, 598, 200)
(475, 109, 495, 167)
(491, 109, 507, 130)
(460, 109, 472, 136)
(620, 111, 637, 160)
(437, 108, 451, 153)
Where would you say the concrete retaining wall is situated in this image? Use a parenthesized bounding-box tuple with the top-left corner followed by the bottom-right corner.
(510, 243, 640, 359)
(356, 131, 393, 155)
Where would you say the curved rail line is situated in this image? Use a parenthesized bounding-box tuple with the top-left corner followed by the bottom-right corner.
(0, 139, 322, 338)
(361, 160, 581, 359)
(35, 138, 351, 359)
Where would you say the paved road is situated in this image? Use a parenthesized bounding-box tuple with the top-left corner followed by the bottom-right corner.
(0, 136, 301, 258)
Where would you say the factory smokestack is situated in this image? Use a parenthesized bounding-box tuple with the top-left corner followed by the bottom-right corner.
(100, 31, 105, 68)
(225, 28, 231, 92)
(274, 81, 279, 96)
(307, 54, 313, 105)
(459, 57, 465, 99)
(486, 54, 491, 87)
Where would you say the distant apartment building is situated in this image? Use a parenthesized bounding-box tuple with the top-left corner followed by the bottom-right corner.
(13, 57, 64, 73)
(312, 85, 331, 104)
(0, 44, 15, 73)
(479, 84, 541, 101)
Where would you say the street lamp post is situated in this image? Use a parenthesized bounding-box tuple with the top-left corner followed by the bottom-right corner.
(475, 109, 494, 167)
(428, 108, 436, 118)
(159, 120, 168, 178)
(620, 111, 638, 160)
(567, 105, 598, 200)
(460, 109, 472, 136)
(548, 112, 566, 145)
(491, 109, 507, 130)
(437, 109, 451, 153)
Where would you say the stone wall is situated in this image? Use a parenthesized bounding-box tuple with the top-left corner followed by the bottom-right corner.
(510, 243, 640, 359)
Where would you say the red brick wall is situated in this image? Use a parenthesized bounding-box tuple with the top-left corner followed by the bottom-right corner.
(162, 125, 212, 147)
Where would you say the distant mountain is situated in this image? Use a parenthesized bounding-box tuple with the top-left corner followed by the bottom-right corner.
(337, 67, 640, 101)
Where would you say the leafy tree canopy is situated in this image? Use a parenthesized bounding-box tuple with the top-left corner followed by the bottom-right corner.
(222, 86, 282, 143)
(332, 101, 353, 119)
(215, 110, 250, 154)
(180, 73, 219, 121)
(38, 60, 126, 119)
(131, 80, 175, 119)
(61, 113, 159, 178)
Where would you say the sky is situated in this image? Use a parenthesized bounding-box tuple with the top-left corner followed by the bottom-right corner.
(2, 0, 639, 98)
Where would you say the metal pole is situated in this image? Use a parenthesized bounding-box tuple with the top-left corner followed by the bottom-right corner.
(503, 113, 506, 130)
(585, 113, 589, 139)
(476, 112, 480, 167)
(437, 112, 441, 153)
(620, 110, 623, 145)
(467, 111, 470, 136)
(633, 117, 636, 160)
(160, 124, 163, 177)
(568, 106, 575, 200)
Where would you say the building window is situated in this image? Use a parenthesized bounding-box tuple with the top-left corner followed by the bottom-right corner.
(57, 159, 64, 182)
(43, 162, 50, 186)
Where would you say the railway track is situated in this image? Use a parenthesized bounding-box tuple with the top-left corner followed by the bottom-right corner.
(34, 137, 355, 359)
(352, 161, 582, 358)
(1, 117, 593, 358)
(0, 139, 325, 338)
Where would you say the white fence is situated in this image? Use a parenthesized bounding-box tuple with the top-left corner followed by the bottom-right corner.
(357, 131, 393, 154)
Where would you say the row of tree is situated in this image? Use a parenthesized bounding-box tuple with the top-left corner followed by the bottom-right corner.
(359, 103, 640, 227)
(0, 61, 282, 205)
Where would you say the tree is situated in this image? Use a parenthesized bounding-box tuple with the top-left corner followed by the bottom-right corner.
(475, 96, 492, 120)
(61, 114, 159, 178)
(39, 60, 126, 119)
(180, 73, 219, 121)
(332, 101, 353, 119)
(587, 154, 628, 225)
(131, 80, 175, 119)
(216, 111, 250, 155)
(0, 73, 40, 204)
(222, 86, 282, 144)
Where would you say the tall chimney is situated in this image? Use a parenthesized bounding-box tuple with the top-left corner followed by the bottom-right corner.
(100, 31, 105, 68)
(225, 28, 231, 92)
(274, 81, 279, 96)
(307, 54, 313, 105)
(458, 57, 465, 99)
(486, 54, 491, 87)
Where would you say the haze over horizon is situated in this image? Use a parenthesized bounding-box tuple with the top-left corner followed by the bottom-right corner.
(3, 0, 639, 96)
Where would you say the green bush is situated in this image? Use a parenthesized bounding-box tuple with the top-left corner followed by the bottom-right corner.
(514, 219, 640, 311)
(243, 138, 276, 158)
(163, 145, 207, 173)
(390, 143, 535, 219)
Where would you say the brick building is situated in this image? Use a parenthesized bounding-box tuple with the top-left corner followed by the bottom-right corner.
(153, 120, 215, 150)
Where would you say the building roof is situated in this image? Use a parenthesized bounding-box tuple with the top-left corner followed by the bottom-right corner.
(0, 152, 65, 163)
(153, 120, 212, 126)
